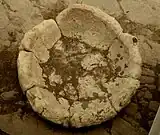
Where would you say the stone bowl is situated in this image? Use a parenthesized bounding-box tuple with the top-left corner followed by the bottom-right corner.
(17, 4, 142, 128)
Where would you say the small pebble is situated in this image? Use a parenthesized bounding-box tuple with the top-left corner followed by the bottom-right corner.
(0, 91, 18, 100)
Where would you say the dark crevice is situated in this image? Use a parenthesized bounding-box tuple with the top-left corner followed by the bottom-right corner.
(1, 0, 17, 12)
(116, 0, 126, 16)
(0, 129, 10, 135)
(98, 82, 117, 113)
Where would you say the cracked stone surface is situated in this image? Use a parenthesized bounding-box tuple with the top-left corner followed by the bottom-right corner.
(0, 0, 160, 134)
(17, 4, 141, 127)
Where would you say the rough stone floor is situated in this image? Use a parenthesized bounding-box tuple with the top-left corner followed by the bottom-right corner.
(0, 0, 160, 134)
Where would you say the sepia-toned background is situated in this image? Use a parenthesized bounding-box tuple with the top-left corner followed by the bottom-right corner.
(0, 0, 160, 134)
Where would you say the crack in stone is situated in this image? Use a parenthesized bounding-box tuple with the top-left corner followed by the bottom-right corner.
(57, 24, 116, 54)
(40, 106, 45, 115)
(79, 95, 107, 103)
(1, 0, 17, 12)
(24, 84, 48, 94)
(40, 36, 113, 103)
(68, 104, 74, 127)
(0, 129, 10, 135)
(145, 39, 153, 49)
(19, 48, 32, 53)
(117, 74, 140, 81)
(97, 82, 117, 113)
(20, 44, 49, 64)
(142, 63, 154, 68)
(55, 19, 63, 35)
(76, 0, 84, 4)
(116, 0, 126, 16)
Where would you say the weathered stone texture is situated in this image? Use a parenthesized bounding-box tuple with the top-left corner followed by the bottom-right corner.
(0, 0, 160, 134)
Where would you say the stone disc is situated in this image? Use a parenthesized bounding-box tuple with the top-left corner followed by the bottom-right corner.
(17, 4, 142, 128)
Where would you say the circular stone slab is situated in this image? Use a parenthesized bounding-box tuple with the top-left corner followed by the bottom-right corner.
(17, 4, 142, 128)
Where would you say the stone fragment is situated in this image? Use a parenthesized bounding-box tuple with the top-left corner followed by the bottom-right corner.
(15, 101, 26, 106)
(81, 53, 106, 71)
(140, 76, 155, 84)
(49, 71, 63, 86)
(27, 87, 70, 126)
(56, 4, 123, 49)
(145, 85, 156, 90)
(118, 33, 142, 79)
(17, 51, 46, 91)
(71, 0, 123, 18)
(103, 77, 140, 112)
(123, 115, 140, 127)
(20, 19, 61, 63)
(70, 99, 116, 127)
(142, 67, 155, 77)
(78, 75, 105, 99)
(0, 91, 18, 100)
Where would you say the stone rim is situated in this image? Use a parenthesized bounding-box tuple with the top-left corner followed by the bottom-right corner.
(17, 4, 142, 128)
